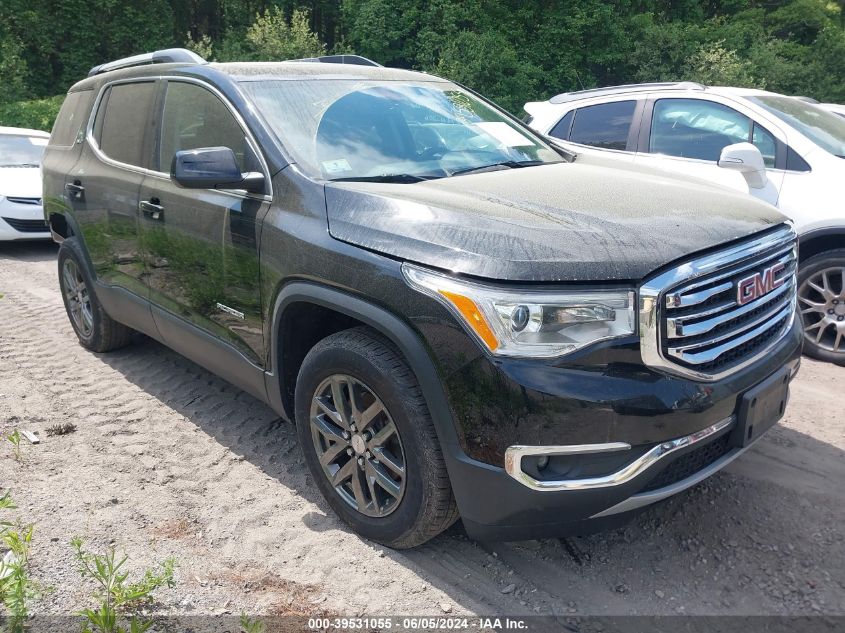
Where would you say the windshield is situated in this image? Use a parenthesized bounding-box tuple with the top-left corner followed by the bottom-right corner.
(0, 134, 47, 167)
(748, 96, 845, 158)
(241, 79, 560, 180)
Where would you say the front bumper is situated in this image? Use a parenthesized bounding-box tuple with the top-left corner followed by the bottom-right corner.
(0, 199, 50, 240)
(435, 317, 803, 541)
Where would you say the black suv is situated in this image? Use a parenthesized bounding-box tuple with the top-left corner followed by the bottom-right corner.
(43, 49, 802, 548)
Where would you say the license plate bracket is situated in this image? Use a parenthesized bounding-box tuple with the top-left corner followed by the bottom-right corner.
(731, 367, 791, 448)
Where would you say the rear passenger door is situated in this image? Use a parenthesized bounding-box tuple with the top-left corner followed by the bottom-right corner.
(547, 99, 641, 163)
(43, 88, 94, 233)
(633, 97, 785, 205)
(138, 79, 270, 367)
(69, 79, 158, 299)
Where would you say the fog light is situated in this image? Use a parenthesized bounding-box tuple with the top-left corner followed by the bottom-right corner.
(537, 455, 549, 470)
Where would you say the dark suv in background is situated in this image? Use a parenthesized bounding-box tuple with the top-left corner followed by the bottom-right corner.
(43, 49, 801, 548)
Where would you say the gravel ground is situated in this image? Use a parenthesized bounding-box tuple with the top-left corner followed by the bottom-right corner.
(1, 241, 843, 619)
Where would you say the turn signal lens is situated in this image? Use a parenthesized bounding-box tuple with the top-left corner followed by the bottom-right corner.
(439, 290, 500, 351)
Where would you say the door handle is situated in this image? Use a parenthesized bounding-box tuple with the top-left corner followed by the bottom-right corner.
(139, 199, 164, 221)
(65, 181, 85, 201)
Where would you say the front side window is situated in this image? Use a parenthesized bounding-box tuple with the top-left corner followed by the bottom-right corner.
(240, 79, 560, 181)
(650, 99, 753, 162)
(748, 96, 845, 159)
(0, 134, 47, 167)
(752, 123, 776, 168)
(568, 101, 636, 150)
(95, 82, 156, 167)
(158, 81, 250, 173)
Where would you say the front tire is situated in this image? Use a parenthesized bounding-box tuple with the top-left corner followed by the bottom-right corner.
(797, 248, 845, 366)
(58, 237, 133, 353)
(294, 327, 458, 548)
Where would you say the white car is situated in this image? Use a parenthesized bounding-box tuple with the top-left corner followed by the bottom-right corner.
(819, 103, 845, 119)
(0, 126, 50, 241)
(524, 83, 845, 365)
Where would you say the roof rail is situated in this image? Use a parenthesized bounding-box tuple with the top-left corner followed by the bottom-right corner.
(549, 81, 705, 104)
(88, 48, 206, 77)
(290, 54, 381, 67)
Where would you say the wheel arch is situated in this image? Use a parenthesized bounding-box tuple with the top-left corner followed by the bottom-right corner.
(799, 227, 845, 263)
(266, 282, 463, 457)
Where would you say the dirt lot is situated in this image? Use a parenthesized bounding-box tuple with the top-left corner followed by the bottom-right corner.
(1, 241, 843, 619)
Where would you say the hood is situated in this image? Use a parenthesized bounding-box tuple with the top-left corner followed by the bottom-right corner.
(325, 159, 788, 282)
(0, 166, 42, 199)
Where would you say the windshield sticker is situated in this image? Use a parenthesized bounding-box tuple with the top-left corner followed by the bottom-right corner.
(322, 158, 352, 174)
(475, 122, 534, 147)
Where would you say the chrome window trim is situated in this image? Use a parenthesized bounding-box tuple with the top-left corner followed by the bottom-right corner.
(639, 223, 797, 382)
(85, 75, 273, 202)
(503, 416, 733, 492)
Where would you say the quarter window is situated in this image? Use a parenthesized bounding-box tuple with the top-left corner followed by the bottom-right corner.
(549, 110, 574, 140)
(786, 146, 811, 172)
(568, 101, 636, 150)
(95, 82, 156, 167)
(158, 82, 250, 173)
(650, 98, 776, 167)
(51, 91, 91, 147)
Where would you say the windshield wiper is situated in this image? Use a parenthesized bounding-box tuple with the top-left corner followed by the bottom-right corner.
(329, 174, 433, 183)
(449, 160, 546, 177)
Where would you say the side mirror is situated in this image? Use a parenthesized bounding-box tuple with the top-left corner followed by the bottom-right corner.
(718, 142, 768, 190)
(170, 147, 265, 194)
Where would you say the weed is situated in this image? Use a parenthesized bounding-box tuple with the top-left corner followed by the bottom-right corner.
(45, 423, 77, 437)
(6, 431, 22, 462)
(72, 538, 176, 633)
(239, 614, 266, 633)
(0, 492, 37, 632)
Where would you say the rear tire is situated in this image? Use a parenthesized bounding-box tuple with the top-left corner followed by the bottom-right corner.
(294, 327, 458, 548)
(58, 237, 133, 353)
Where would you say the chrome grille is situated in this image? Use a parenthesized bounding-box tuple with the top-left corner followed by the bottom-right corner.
(640, 225, 798, 380)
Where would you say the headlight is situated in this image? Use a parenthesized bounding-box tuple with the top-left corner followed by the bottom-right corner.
(402, 264, 635, 358)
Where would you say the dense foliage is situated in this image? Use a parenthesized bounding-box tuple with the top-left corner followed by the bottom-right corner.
(1, 0, 844, 130)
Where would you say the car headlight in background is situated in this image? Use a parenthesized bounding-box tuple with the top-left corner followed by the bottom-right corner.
(402, 264, 635, 358)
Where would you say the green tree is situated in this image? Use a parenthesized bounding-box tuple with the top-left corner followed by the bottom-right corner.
(244, 7, 327, 60)
(687, 41, 759, 87)
(0, 28, 28, 103)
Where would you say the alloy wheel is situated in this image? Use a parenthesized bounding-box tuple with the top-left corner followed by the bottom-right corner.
(798, 266, 845, 354)
(309, 374, 406, 517)
(62, 259, 93, 337)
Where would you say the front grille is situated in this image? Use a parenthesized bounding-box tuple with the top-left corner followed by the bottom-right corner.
(641, 433, 732, 492)
(2, 217, 49, 233)
(6, 197, 41, 206)
(641, 225, 797, 379)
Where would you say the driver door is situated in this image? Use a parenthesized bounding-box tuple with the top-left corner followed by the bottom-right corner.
(138, 79, 270, 367)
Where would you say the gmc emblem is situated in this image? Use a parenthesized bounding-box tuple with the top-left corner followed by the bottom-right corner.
(737, 263, 785, 305)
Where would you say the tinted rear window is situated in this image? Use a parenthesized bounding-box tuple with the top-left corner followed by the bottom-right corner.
(51, 91, 91, 146)
(96, 82, 156, 167)
(569, 101, 636, 150)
